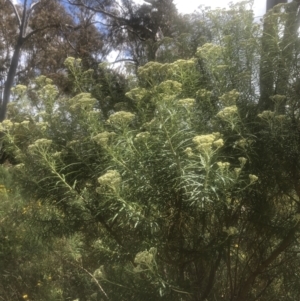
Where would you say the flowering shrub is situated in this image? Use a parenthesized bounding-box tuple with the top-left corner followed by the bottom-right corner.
(2, 2, 300, 300)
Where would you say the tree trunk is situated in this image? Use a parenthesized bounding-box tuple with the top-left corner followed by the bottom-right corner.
(258, 0, 295, 112)
(0, 36, 23, 122)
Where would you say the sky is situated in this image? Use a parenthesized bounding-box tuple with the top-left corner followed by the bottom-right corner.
(174, 0, 266, 17)
(11, 0, 293, 18)
(135, 0, 293, 18)
(132, 0, 265, 17)
(12, 0, 292, 17)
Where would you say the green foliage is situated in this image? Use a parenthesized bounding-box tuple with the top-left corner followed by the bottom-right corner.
(2, 1, 300, 300)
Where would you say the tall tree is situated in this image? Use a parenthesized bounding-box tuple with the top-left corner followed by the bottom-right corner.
(1, 0, 48, 122)
(68, 0, 195, 65)
(0, 0, 106, 122)
(258, 0, 298, 111)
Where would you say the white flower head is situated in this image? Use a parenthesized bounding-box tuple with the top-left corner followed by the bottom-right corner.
(134, 247, 157, 269)
(234, 167, 241, 176)
(257, 110, 275, 120)
(217, 105, 238, 120)
(93, 131, 116, 147)
(192, 133, 221, 153)
(1, 120, 13, 130)
(219, 90, 240, 106)
(177, 98, 195, 108)
(28, 138, 52, 153)
(97, 170, 121, 190)
(249, 174, 258, 183)
(184, 147, 194, 157)
(217, 161, 230, 170)
(238, 157, 247, 166)
(69, 93, 96, 110)
(107, 111, 135, 126)
(213, 138, 224, 149)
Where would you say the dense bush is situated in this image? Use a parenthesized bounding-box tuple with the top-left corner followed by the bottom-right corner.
(2, 1, 300, 300)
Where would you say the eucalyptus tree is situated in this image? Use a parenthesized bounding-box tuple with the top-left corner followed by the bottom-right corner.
(259, 0, 298, 111)
(0, 0, 108, 122)
(67, 0, 207, 65)
(1, 0, 58, 122)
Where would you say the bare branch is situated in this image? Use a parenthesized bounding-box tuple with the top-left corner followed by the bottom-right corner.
(68, 0, 125, 22)
(67, 260, 109, 300)
(55, 253, 109, 300)
(30, 0, 41, 10)
(67, 0, 153, 36)
(110, 58, 138, 64)
(6, 0, 21, 27)
(25, 0, 42, 30)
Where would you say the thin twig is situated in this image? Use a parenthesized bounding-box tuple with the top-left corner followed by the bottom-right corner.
(56, 253, 109, 299)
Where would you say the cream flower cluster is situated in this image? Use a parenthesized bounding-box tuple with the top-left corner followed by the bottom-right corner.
(137, 61, 164, 80)
(177, 98, 195, 108)
(192, 133, 223, 152)
(134, 247, 157, 271)
(11, 84, 27, 96)
(235, 139, 253, 149)
(257, 110, 275, 119)
(217, 161, 230, 169)
(69, 93, 96, 110)
(249, 174, 258, 183)
(238, 157, 247, 166)
(184, 147, 194, 157)
(157, 80, 182, 95)
(197, 89, 212, 99)
(97, 170, 121, 190)
(125, 88, 148, 102)
(64, 57, 82, 69)
(217, 105, 238, 120)
(28, 139, 52, 153)
(93, 131, 116, 147)
(36, 121, 49, 131)
(107, 111, 135, 125)
(37, 84, 58, 100)
(219, 89, 240, 106)
(1, 119, 14, 130)
(134, 250, 154, 266)
(169, 59, 196, 72)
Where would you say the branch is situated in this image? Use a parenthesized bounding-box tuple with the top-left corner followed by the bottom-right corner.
(236, 221, 299, 300)
(253, 278, 274, 301)
(68, 0, 153, 36)
(68, 0, 127, 24)
(201, 249, 223, 300)
(6, 0, 21, 27)
(23, 23, 62, 42)
(110, 58, 138, 64)
(30, 0, 41, 11)
(24, 0, 42, 31)
(56, 253, 109, 300)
